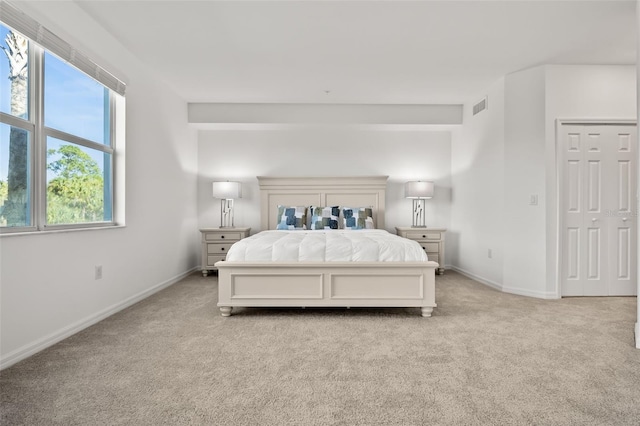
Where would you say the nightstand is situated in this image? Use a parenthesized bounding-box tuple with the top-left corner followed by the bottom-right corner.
(200, 227, 251, 276)
(395, 227, 446, 275)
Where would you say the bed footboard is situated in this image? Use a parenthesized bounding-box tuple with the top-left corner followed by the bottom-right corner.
(215, 261, 438, 317)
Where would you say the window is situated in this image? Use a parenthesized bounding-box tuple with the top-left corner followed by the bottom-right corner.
(0, 7, 124, 233)
(43, 51, 113, 226)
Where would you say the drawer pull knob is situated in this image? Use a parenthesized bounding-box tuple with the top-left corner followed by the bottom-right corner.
(422, 235, 426, 238)
(221, 235, 225, 239)
(221, 247, 225, 251)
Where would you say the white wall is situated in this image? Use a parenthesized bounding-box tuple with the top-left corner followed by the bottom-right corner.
(197, 125, 452, 241)
(636, 0, 640, 350)
(503, 66, 549, 297)
(0, 2, 199, 368)
(450, 79, 505, 288)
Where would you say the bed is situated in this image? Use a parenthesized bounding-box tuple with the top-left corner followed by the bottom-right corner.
(215, 176, 439, 317)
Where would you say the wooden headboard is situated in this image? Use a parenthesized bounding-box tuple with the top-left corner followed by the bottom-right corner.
(257, 176, 388, 230)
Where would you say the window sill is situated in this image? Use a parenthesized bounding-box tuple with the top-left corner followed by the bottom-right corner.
(0, 224, 126, 237)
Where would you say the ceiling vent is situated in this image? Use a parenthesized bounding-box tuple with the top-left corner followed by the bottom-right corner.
(473, 97, 488, 116)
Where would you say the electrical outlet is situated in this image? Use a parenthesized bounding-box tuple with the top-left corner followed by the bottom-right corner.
(95, 265, 102, 280)
(488, 249, 492, 259)
(529, 194, 538, 205)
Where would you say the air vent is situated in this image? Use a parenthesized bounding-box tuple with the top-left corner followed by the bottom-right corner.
(473, 97, 488, 116)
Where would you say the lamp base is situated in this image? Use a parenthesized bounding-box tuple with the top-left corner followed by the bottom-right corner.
(411, 199, 427, 228)
(220, 199, 235, 228)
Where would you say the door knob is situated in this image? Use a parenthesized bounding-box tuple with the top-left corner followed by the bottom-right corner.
(622, 217, 628, 222)
(591, 218, 597, 222)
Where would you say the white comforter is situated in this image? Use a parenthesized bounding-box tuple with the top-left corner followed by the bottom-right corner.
(226, 230, 428, 262)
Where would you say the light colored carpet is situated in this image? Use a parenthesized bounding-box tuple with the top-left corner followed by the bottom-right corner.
(1, 271, 639, 425)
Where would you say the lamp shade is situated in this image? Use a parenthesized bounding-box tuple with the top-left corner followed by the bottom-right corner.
(405, 181, 434, 199)
(212, 181, 242, 199)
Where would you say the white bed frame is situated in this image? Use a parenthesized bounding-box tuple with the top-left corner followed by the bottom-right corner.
(216, 176, 438, 317)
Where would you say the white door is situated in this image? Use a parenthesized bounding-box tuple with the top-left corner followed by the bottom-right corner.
(560, 123, 637, 296)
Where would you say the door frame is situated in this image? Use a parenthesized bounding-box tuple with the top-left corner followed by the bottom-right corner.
(555, 119, 638, 297)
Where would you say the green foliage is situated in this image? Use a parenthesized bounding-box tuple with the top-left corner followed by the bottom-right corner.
(0, 180, 7, 226)
(3, 126, 29, 227)
(47, 145, 104, 224)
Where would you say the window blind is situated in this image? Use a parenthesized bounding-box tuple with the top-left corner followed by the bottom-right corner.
(0, 0, 126, 96)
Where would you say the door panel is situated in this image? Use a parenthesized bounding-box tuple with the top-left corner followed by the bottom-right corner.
(610, 126, 637, 295)
(560, 123, 637, 296)
(566, 228, 580, 281)
(562, 128, 585, 295)
(617, 227, 631, 280)
(588, 132, 601, 152)
(587, 228, 601, 280)
(587, 161, 601, 212)
(567, 160, 581, 212)
(619, 132, 631, 151)
(618, 160, 631, 212)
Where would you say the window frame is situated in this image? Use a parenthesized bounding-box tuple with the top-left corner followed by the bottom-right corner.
(0, 26, 119, 234)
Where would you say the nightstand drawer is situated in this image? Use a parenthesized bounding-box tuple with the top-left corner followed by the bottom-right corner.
(207, 255, 226, 267)
(204, 232, 242, 242)
(427, 254, 439, 264)
(207, 243, 234, 254)
(421, 242, 440, 253)
(406, 231, 442, 241)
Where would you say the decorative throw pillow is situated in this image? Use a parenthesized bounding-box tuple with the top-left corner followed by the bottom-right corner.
(276, 205, 307, 230)
(309, 206, 340, 230)
(342, 207, 374, 229)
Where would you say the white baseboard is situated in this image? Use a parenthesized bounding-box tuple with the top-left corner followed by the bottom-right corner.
(501, 284, 559, 300)
(449, 265, 503, 292)
(449, 265, 558, 299)
(0, 267, 199, 370)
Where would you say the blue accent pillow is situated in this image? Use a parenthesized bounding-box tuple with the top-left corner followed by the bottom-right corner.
(309, 206, 340, 230)
(276, 205, 307, 230)
(342, 207, 374, 229)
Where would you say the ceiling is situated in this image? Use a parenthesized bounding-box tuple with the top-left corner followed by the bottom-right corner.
(76, 0, 636, 105)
